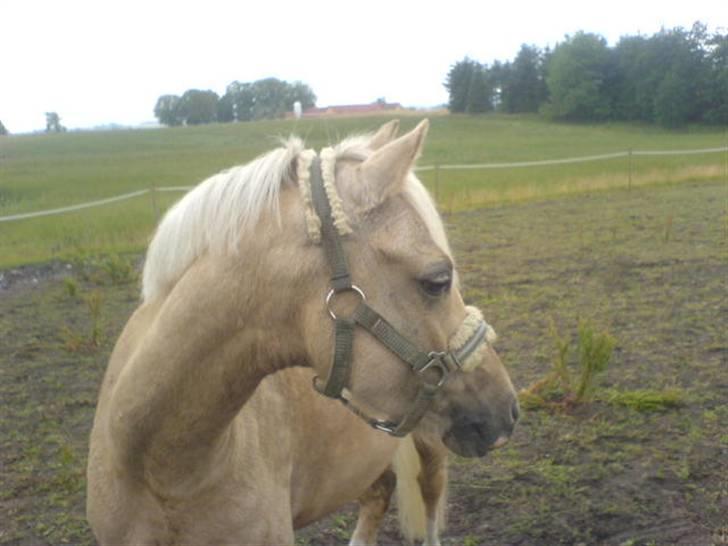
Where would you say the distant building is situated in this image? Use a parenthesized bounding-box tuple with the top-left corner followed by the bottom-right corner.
(302, 101, 404, 118)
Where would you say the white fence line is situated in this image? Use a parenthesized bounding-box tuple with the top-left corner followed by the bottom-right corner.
(1, 146, 726, 223)
(416, 151, 629, 171)
(415, 146, 728, 172)
(0, 189, 151, 223)
(155, 186, 194, 192)
(632, 146, 728, 156)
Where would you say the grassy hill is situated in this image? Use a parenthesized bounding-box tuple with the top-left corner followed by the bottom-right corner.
(1, 114, 726, 267)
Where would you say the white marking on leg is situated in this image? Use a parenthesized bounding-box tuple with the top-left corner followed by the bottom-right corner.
(423, 517, 441, 546)
(349, 522, 372, 546)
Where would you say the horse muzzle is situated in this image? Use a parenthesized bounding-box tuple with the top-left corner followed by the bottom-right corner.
(442, 396, 520, 458)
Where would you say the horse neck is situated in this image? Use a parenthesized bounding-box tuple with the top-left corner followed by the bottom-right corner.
(109, 230, 313, 492)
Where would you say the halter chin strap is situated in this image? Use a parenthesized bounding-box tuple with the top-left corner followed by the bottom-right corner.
(308, 155, 492, 437)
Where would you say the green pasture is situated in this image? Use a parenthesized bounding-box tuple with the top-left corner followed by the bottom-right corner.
(1, 114, 726, 267)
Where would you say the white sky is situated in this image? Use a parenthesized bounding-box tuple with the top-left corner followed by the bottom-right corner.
(1, 0, 725, 133)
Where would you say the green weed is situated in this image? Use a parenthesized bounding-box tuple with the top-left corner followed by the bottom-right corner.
(575, 320, 616, 401)
(63, 276, 79, 299)
(99, 253, 138, 285)
(520, 318, 616, 410)
(86, 290, 104, 346)
(61, 325, 85, 352)
(330, 513, 354, 541)
(70, 252, 138, 285)
(61, 290, 104, 351)
(604, 388, 684, 412)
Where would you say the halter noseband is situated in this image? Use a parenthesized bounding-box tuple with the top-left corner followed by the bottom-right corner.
(308, 154, 491, 437)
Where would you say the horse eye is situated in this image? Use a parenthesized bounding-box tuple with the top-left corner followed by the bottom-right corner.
(420, 273, 452, 297)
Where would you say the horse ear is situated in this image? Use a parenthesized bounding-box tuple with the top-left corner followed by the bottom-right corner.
(369, 120, 400, 150)
(357, 119, 429, 209)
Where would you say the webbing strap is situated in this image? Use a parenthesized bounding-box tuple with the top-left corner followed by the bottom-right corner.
(309, 156, 351, 292)
(309, 156, 354, 398)
(333, 381, 439, 438)
(352, 304, 432, 372)
(314, 318, 354, 397)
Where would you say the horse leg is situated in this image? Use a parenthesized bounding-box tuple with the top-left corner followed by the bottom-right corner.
(349, 468, 397, 546)
(413, 436, 448, 546)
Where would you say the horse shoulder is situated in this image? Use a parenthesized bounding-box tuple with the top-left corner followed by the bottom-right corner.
(267, 368, 399, 528)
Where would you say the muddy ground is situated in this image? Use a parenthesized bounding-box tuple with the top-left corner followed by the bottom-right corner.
(1, 180, 726, 545)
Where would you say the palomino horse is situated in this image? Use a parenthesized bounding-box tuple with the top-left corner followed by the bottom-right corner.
(87, 120, 518, 544)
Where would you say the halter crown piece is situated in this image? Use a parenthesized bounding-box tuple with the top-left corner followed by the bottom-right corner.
(300, 150, 495, 437)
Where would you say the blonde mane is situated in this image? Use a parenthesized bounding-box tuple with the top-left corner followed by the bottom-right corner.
(141, 132, 446, 303)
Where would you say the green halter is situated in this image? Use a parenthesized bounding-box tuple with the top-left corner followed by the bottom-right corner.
(308, 155, 489, 437)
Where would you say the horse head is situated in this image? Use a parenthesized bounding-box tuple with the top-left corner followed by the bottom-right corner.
(297, 120, 518, 457)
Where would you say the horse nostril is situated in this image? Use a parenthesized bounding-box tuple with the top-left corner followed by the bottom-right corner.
(511, 399, 520, 423)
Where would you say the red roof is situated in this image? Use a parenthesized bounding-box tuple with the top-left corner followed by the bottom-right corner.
(303, 102, 403, 117)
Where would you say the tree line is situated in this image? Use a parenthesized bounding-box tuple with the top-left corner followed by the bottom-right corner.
(154, 78, 316, 126)
(445, 22, 727, 127)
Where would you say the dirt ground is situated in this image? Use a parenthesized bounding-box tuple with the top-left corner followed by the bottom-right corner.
(1, 180, 726, 545)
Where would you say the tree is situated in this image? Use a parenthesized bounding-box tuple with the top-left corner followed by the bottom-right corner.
(465, 66, 493, 113)
(219, 79, 314, 122)
(178, 89, 219, 125)
(286, 81, 316, 111)
(645, 25, 707, 127)
(703, 29, 728, 125)
(221, 81, 255, 122)
(654, 68, 693, 127)
(445, 20, 722, 127)
(545, 32, 613, 121)
(444, 58, 478, 113)
(486, 60, 509, 111)
(157, 78, 316, 125)
(0, 120, 8, 136)
(217, 92, 236, 123)
(45, 112, 65, 133)
(501, 44, 548, 113)
(611, 35, 651, 121)
(612, 24, 711, 127)
(154, 95, 183, 126)
(247, 78, 292, 120)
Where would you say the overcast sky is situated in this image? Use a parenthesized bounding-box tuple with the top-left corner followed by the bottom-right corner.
(1, 0, 725, 133)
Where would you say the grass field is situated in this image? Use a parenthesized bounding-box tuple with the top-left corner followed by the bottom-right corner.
(1, 179, 725, 545)
(1, 114, 726, 267)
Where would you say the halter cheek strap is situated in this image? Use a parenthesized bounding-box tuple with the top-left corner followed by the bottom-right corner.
(307, 154, 492, 438)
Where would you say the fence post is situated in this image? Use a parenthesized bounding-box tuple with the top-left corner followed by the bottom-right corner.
(150, 186, 160, 220)
(435, 164, 441, 204)
(627, 148, 633, 191)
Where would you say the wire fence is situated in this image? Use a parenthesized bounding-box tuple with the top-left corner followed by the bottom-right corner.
(1, 146, 726, 223)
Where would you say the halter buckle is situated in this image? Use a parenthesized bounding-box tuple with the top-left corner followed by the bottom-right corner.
(417, 352, 453, 388)
(372, 421, 397, 434)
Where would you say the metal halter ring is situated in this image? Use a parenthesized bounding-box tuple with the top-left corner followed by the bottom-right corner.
(326, 285, 366, 320)
(418, 352, 452, 388)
